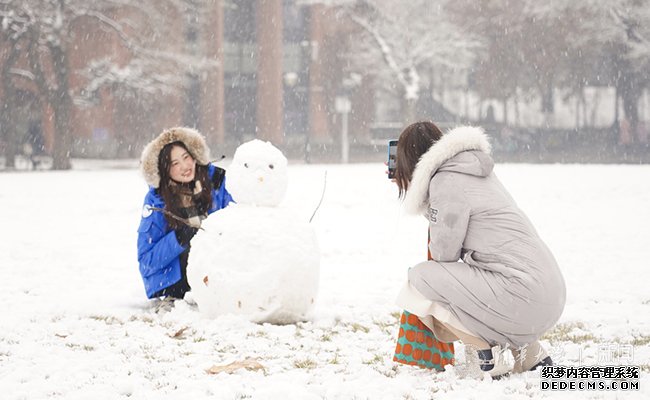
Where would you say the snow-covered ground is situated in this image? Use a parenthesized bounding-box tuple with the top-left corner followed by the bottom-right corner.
(0, 161, 648, 399)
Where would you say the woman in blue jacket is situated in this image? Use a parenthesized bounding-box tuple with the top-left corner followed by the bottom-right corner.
(137, 127, 233, 299)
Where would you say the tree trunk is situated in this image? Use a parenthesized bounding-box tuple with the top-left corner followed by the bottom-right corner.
(49, 44, 73, 170)
(614, 87, 619, 124)
(404, 98, 417, 124)
(0, 100, 17, 169)
(541, 83, 554, 113)
(575, 96, 580, 130)
(1, 43, 20, 169)
(514, 89, 520, 127)
(589, 89, 600, 128)
(51, 99, 72, 170)
(622, 89, 640, 143)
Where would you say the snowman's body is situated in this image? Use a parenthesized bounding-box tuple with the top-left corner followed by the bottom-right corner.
(187, 140, 319, 324)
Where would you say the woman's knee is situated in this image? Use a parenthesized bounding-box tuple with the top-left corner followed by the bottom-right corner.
(408, 261, 436, 294)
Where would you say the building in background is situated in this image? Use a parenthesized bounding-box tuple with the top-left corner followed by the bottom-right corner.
(2, 0, 647, 164)
(0, 0, 367, 160)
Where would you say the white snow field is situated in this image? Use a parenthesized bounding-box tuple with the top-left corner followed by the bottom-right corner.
(0, 161, 648, 399)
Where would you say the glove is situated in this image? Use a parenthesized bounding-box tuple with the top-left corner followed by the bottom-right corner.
(175, 224, 198, 247)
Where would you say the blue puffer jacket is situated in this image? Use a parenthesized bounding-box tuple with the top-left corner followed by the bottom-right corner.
(137, 164, 233, 298)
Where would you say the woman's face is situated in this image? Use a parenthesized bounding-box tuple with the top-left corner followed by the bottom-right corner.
(168, 145, 196, 183)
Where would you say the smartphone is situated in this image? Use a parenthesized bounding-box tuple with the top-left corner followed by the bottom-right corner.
(387, 139, 398, 179)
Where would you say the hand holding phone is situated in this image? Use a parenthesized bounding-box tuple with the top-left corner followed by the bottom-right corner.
(387, 139, 398, 179)
(387, 140, 397, 179)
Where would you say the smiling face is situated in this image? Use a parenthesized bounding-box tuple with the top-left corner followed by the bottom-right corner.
(168, 145, 196, 183)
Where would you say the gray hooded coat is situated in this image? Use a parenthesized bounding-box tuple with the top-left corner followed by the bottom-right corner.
(400, 126, 566, 348)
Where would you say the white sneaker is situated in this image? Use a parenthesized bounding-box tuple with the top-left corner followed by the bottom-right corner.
(487, 346, 512, 379)
(511, 341, 551, 373)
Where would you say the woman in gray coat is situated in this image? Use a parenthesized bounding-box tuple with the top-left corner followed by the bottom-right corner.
(393, 121, 565, 376)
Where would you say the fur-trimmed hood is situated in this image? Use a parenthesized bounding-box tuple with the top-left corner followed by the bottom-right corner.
(403, 126, 492, 215)
(140, 126, 210, 188)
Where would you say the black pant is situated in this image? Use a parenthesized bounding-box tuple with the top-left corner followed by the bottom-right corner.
(153, 248, 191, 299)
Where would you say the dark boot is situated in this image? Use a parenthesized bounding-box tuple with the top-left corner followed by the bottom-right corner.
(477, 348, 495, 372)
(472, 346, 511, 379)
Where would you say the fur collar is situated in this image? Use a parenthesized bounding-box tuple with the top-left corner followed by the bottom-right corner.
(140, 126, 210, 188)
(402, 126, 491, 215)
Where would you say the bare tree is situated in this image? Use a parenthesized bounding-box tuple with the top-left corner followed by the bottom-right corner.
(344, 0, 479, 123)
(0, 13, 23, 168)
(0, 0, 214, 169)
(448, 1, 532, 125)
(526, 0, 650, 136)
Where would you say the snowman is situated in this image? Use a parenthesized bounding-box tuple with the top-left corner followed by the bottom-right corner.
(187, 139, 320, 324)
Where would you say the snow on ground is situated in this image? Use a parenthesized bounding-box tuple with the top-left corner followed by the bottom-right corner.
(0, 160, 648, 399)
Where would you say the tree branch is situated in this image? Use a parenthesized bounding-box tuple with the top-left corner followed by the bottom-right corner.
(348, 13, 410, 92)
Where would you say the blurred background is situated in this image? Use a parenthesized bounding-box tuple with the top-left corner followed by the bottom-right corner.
(1, 0, 649, 170)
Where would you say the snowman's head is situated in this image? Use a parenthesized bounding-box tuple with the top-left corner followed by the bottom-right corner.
(226, 140, 288, 206)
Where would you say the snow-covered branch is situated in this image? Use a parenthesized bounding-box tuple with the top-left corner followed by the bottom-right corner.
(8, 67, 35, 81)
(344, 0, 479, 104)
(348, 13, 415, 98)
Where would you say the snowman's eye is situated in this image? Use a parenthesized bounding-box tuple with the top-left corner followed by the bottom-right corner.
(244, 163, 249, 168)
(268, 164, 274, 169)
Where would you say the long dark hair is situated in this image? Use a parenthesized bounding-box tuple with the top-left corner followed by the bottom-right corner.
(395, 121, 443, 198)
(157, 141, 212, 229)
